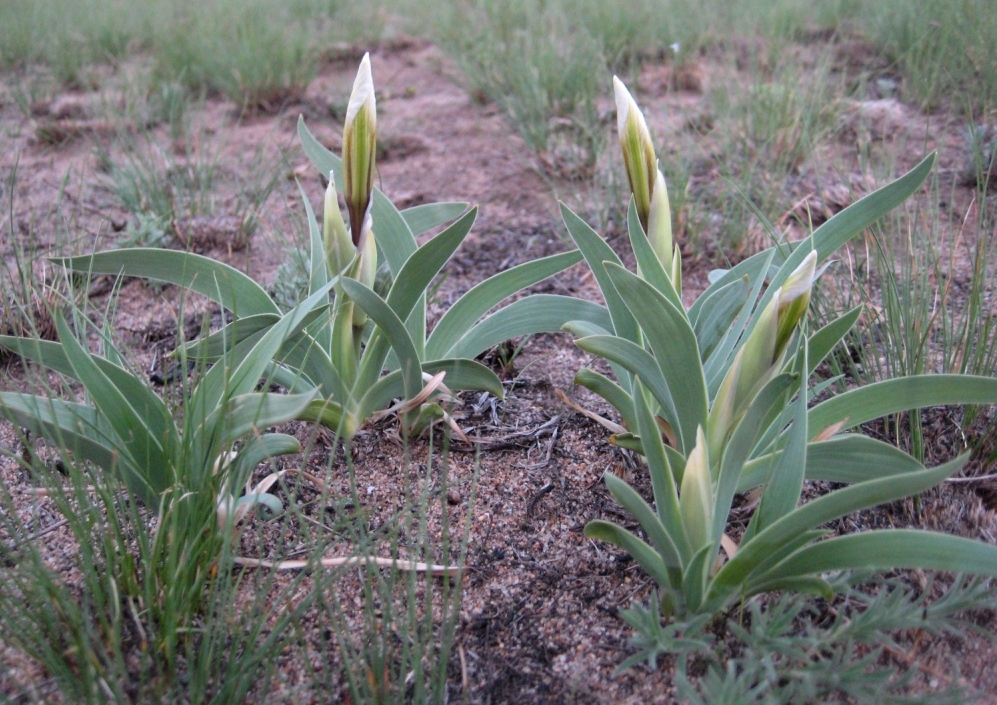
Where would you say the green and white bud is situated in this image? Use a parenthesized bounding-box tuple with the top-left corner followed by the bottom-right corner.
(709, 251, 818, 456)
(774, 250, 817, 358)
(343, 52, 377, 248)
(614, 76, 656, 232)
(647, 166, 672, 266)
(355, 206, 377, 290)
(680, 426, 713, 552)
(323, 171, 354, 277)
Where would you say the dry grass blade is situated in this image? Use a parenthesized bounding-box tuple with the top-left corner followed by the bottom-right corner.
(555, 388, 627, 434)
(232, 555, 460, 578)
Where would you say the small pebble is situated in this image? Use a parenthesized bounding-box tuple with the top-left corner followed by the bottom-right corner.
(447, 489, 461, 505)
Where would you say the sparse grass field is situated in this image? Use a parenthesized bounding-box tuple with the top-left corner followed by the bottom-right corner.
(2, 1, 997, 703)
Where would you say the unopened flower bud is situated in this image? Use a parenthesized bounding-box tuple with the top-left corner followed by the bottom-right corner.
(647, 165, 674, 274)
(614, 76, 656, 232)
(709, 251, 818, 456)
(680, 426, 713, 551)
(348, 204, 377, 327)
(323, 172, 354, 277)
(774, 250, 817, 358)
(343, 53, 377, 248)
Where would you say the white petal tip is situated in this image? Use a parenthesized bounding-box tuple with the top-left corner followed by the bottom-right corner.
(613, 77, 632, 134)
(347, 54, 375, 123)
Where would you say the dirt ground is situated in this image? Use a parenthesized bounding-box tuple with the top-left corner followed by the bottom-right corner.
(3, 37, 997, 703)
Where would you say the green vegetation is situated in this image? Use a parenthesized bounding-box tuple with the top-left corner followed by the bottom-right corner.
(2, 0, 997, 701)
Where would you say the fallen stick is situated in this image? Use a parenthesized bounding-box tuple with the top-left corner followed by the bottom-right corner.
(233, 555, 461, 578)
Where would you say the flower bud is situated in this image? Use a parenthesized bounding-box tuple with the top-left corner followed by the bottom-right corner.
(680, 426, 713, 551)
(774, 250, 817, 358)
(614, 76, 656, 232)
(709, 251, 818, 455)
(355, 205, 377, 291)
(323, 171, 354, 277)
(647, 165, 674, 275)
(343, 53, 377, 248)
(350, 205, 377, 327)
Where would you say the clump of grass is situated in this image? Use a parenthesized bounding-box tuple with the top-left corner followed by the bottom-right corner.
(0, 0, 137, 87)
(433, 0, 607, 171)
(97, 114, 280, 251)
(100, 128, 218, 244)
(0, 165, 61, 355)
(864, 0, 997, 112)
(303, 435, 472, 703)
(698, 55, 845, 257)
(814, 164, 997, 464)
(151, 1, 315, 111)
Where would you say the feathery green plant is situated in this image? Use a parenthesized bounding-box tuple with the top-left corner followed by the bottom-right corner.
(565, 77, 997, 623)
(664, 574, 997, 703)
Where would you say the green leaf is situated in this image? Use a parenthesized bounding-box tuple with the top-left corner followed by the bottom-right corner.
(297, 397, 356, 438)
(273, 331, 341, 398)
(445, 295, 611, 360)
(371, 188, 427, 352)
(574, 334, 677, 434)
(711, 455, 966, 595)
(808, 375, 997, 438)
(573, 368, 636, 432)
(682, 544, 715, 614)
(55, 314, 172, 502)
(620, 437, 687, 477)
(724, 529, 829, 601)
(753, 530, 997, 591)
(712, 373, 795, 542)
(737, 435, 926, 491)
(0, 335, 177, 452)
(804, 435, 925, 482)
(341, 279, 423, 411)
(688, 249, 771, 323)
(0, 393, 119, 475)
(401, 202, 469, 236)
(386, 208, 476, 325)
(218, 390, 319, 447)
(692, 276, 750, 364)
(806, 306, 862, 375)
(605, 264, 708, 454)
(55, 249, 278, 317)
(231, 433, 301, 483)
(181, 313, 282, 361)
(702, 251, 774, 398)
(191, 279, 337, 418)
(427, 250, 583, 359)
(626, 197, 681, 309)
(584, 520, 673, 592)
(372, 189, 418, 277)
(747, 346, 808, 539)
(745, 575, 834, 600)
(634, 379, 690, 561)
(560, 202, 640, 348)
(561, 319, 611, 339)
(604, 472, 684, 571)
(263, 361, 318, 395)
